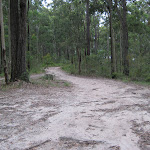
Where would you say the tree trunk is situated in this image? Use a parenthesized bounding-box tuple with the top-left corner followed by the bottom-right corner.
(94, 26, 97, 54)
(8, 0, 11, 73)
(77, 47, 81, 74)
(27, 0, 30, 71)
(115, 0, 129, 76)
(0, 0, 9, 84)
(84, 21, 87, 56)
(10, 0, 28, 81)
(86, 0, 90, 56)
(122, 0, 129, 76)
(120, 23, 123, 73)
(97, 27, 100, 52)
(0, 26, 2, 74)
(36, 25, 39, 62)
(94, 15, 98, 54)
(109, 0, 116, 77)
(10, 0, 19, 81)
(112, 28, 116, 72)
(17, 0, 28, 79)
(66, 48, 69, 60)
(107, 29, 110, 60)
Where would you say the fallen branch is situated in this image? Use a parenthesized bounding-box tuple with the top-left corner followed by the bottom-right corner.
(25, 139, 51, 150)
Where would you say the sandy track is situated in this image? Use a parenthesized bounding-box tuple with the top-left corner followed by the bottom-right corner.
(0, 67, 150, 150)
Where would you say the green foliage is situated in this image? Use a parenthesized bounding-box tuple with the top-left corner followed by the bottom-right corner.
(81, 54, 111, 77)
(31, 76, 71, 88)
(0, 81, 25, 91)
(43, 53, 54, 67)
(111, 72, 118, 79)
(29, 62, 44, 74)
(0, 72, 4, 77)
(20, 0, 150, 84)
(42, 74, 54, 80)
(2, 0, 149, 85)
(62, 64, 77, 74)
(20, 72, 29, 82)
(61, 54, 111, 78)
(63, 82, 70, 87)
(146, 76, 150, 82)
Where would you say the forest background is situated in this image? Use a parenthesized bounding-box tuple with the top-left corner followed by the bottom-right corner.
(0, 0, 150, 84)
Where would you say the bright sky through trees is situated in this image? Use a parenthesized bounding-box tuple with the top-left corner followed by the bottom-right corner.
(46, 0, 52, 3)
(43, 0, 52, 6)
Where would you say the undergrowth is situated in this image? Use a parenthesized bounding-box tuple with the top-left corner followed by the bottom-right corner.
(31, 76, 71, 88)
(61, 62, 150, 87)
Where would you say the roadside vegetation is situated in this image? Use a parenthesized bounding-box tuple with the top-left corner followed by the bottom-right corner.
(0, 0, 149, 86)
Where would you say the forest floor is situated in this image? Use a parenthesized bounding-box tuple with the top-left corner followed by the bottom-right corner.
(0, 67, 150, 150)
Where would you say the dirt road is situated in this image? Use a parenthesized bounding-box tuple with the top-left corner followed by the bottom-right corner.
(0, 67, 150, 150)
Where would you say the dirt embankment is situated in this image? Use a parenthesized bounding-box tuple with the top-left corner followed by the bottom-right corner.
(0, 67, 150, 150)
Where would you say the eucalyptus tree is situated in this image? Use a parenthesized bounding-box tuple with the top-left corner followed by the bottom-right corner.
(0, 25, 2, 74)
(10, 0, 28, 81)
(0, 0, 9, 84)
(27, 0, 30, 70)
(0, 0, 9, 74)
(106, 0, 117, 76)
(86, 0, 90, 55)
(114, 0, 129, 76)
(127, 0, 150, 79)
(90, 0, 117, 76)
(28, 0, 45, 66)
(72, 0, 85, 73)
